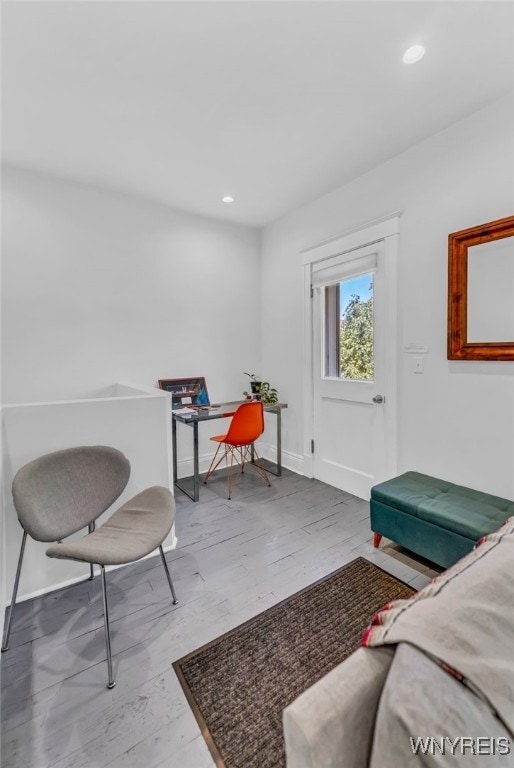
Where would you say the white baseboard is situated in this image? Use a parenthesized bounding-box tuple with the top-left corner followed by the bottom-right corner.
(177, 452, 219, 478)
(6, 534, 178, 606)
(177, 445, 305, 478)
(315, 458, 371, 500)
(259, 442, 304, 476)
(302, 453, 314, 478)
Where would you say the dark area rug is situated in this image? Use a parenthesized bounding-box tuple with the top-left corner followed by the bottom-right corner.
(173, 556, 414, 768)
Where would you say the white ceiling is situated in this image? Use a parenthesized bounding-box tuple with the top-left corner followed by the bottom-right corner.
(2, 1, 514, 227)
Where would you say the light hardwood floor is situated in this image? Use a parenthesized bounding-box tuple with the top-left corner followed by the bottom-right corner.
(1, 468, 439, 768)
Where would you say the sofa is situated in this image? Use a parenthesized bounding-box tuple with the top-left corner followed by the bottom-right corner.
(283, 517, 514, 767)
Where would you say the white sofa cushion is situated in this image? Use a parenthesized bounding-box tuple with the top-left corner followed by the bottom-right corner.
(283, 647, 394, 768)
(369, 643, 511, 767)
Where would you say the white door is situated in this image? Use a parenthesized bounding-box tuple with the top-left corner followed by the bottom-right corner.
(306, 221, 398, 500)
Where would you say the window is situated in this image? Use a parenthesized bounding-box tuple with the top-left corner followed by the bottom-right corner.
(324, 273, 374, 381)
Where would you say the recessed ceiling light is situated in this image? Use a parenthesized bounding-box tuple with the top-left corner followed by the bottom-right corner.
(222, 195, 234, 203)
(402, 45, 425, 64)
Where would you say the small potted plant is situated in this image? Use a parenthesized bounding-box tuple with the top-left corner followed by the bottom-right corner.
(259, 381, 278, 405)
(244, 372, 262, 397)
(243, 373, 278, 405)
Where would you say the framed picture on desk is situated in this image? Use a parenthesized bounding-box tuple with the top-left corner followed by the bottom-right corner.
(158, 376, 210, 409)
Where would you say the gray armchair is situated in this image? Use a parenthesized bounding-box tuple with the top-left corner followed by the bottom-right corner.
(2, 445, 178, 689)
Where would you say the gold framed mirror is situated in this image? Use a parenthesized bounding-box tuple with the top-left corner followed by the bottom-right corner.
(448, 215, 514, 360)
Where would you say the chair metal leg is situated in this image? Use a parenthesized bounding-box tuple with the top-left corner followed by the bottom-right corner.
(2, 531, 27, 652)
(88, 522, 95, 580)
(100, 566, 116, 689)
(251, 445, 272, 487)
(204, 443, 224, 484)
(159, 546, 178, 604)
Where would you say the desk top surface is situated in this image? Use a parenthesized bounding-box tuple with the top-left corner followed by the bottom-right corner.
(172, 400, 287, 424)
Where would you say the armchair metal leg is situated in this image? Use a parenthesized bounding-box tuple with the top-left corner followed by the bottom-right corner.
(2, 531, 27, 652)
(100, 566, 116, 689)
(88, 522, 95, 580)
(159, 546, 178, 604)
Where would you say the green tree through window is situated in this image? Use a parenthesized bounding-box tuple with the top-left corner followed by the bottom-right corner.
(339, 293, 374, 380)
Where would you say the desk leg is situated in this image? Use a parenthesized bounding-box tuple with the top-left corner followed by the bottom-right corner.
(252, 408, 283, 477)
(172, 417, 178, 485)
(276, 407, 282, 477)
(173, 419, 200, 502)
(193, 420, 199, 502)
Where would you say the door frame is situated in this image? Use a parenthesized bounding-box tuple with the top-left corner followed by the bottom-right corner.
(301, 213, 400, 484)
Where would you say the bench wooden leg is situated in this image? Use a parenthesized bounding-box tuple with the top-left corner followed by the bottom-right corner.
(373, 533, 382, 548)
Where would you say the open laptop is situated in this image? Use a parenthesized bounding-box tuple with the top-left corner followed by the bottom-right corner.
(158, 377, 214, 409)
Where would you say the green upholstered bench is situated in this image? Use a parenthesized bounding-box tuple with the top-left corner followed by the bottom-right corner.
(370, 471, 513, 568)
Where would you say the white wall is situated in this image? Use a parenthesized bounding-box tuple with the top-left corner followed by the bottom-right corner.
(1, 166, 262, 472)
(261, 94, 514, 499)
(1, 166, 261, 406)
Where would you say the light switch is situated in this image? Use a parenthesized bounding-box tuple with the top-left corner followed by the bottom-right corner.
(414, 356, 424, 374)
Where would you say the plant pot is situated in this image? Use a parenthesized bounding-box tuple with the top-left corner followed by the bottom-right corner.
(250, 381, 262, 397)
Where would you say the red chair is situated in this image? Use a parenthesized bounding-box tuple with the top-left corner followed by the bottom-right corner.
(203, 401, 271, 499)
